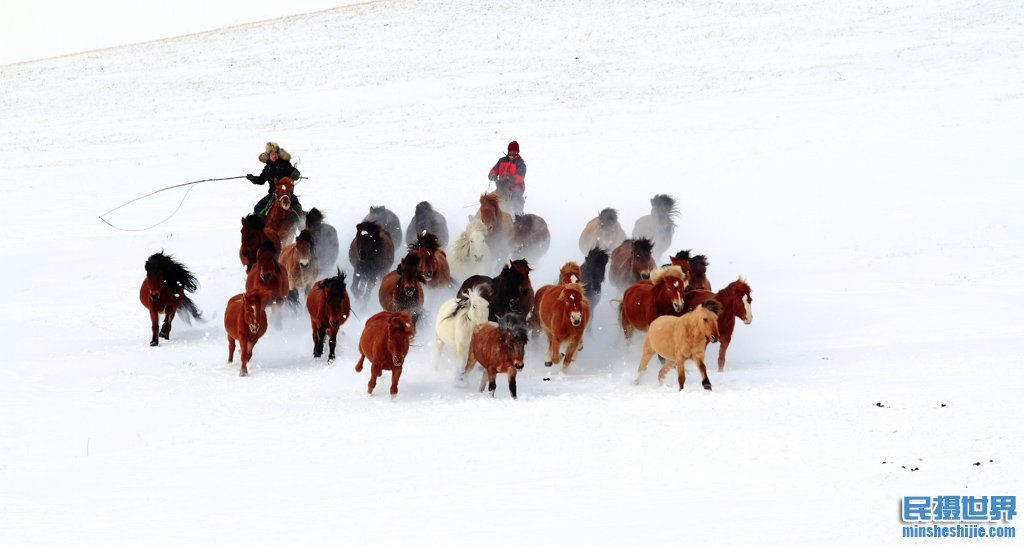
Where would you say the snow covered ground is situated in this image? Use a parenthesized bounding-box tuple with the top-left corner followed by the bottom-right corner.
(1, 1, 1022, 543)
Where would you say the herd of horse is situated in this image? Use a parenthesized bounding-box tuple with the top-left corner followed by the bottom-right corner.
(139, 180, 754, 397)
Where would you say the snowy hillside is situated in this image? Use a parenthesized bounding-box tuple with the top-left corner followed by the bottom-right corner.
(1, 1, 1022, 543)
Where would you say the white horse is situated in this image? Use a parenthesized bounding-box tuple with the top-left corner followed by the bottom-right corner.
(448, 219, 492, 280)
(434, 285, 490, 370)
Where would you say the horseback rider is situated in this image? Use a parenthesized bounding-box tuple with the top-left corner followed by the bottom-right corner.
(246, 142, 301, 215)
(488, 140, 527, 215)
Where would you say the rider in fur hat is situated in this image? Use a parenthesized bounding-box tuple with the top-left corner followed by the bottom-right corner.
(247, 142, 302, 214)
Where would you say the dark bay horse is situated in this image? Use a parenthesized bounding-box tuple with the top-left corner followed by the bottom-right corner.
(379, 252, 427, 326)
(463, 313, 529, 399)
(224, 289, 269, 376)
(578, 207, 627, 254)
(408, 231, 451, 289)
(304, 208, 340, 274)
(672, 250, 711, 292)
(632, 194, 678, 259)
(609, 238, 656, 293)
(356, 311, 416, 397)
(511, 213, 551, 263)
(580, 247, 610, 310)
(364, 205, 403, 252)
(618, 265, 689, 342)
(245, 240, 290, 314)
(458, 259, 534, 322)
(239, 214, 281, 272)
(348, 220, 395, 302)
(264, 177, 302, 246)
(683, 278, 753, 372)
(306, 268, 351, 363)
(140, 251, 203, 346)
(405, 201, 449, 248)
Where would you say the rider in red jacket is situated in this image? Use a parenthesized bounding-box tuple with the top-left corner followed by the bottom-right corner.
(488, 141, 527, 215)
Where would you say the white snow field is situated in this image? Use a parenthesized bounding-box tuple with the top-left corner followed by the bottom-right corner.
(1, 1, 1022, 543)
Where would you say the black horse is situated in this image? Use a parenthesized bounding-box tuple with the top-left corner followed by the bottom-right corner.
(457, 259, 534, 322)
(348, 221, 394, 302)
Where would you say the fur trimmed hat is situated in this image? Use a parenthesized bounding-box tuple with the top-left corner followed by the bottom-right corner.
(258, 141, 292, 163)
(507, 140, 520, 154)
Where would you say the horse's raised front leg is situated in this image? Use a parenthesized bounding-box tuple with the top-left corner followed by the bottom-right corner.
(717, 336, 732, 372)
(149, 309, 160, 346)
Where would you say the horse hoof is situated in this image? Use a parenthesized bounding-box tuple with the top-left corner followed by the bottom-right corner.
(239, 370, 248, 377)
(150, 340, 158, 347)
(327, 358, 335, 365)
(703, 383, 712, 391)
(544, 361, 553, 367)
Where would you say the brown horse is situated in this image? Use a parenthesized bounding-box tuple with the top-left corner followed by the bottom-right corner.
(280, 229, 318, 302)
(534, 283, 590, 371)
(245, 240, 290, 311)
(511, 213, 551, 263)
(609, 238, 656, 292)
(463, 313, 529, 399)
(631, 194, 678, 259)
(618, 265, 689, 342)
(140, 251, 203, 346)
(683, 278, 752, 372)
(672, 250, 710, 291)
(379, 253, 426, 326)
(224, 290, 269, 376)
(408, 231, 451, 289)
(636, 300, 721, 391)
(355, 311, 415, 396)
(578, 208, 627, 254)
(348, 220, 395, 302)
(264, 177, 302, 246)
(558, 261, 582, 285)
(306, 269, 351, 363)
(239, 214, 281, 272)
(479, 193, 514, 258)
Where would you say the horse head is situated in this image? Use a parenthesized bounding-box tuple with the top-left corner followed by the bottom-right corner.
(726, 278, 753, 325)
(255, 240, 281, 284)
(631, 239, 656, 280)
(497, 313, 529, 370)
(386, 312, 415, 367)
(479, 193, 502, 229)
(559, 261, 581, 285)
(696, 300, 722, 343)
(464, 285, 491, 326)
(242, 290, 267, 333)
(396, 253, 424, 297)
(410, 232, 442, 282)
(354, 221, 385, 262)
(294, 229, 315, 269)
(143, 253, 168, 302)
(321, 268, 351, 328)
(651, 265, 688, 313)
(559, 284, 587, 327)
(273, 177, 296, 210)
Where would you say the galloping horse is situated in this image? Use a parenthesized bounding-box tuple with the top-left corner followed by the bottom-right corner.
(348, 220, 395, 302)
(510, 213, 551, 263)
(408, 231, 451, 289)
(448, 219, 491, 281)
(279, 229, 318, 302)
(632, 194, 678, 259)
(618, 265, 689, 342)
(245, 240, 290, 323)
(672, 250, 710, 291)
(463, 313, 529, 399)
(433, 285, 490, 368)
(459, 259, 534, 322)
(609, 238, 656, 292)
(239, 213, 281, 272)
(683, 278, 752, 371)
(379, 253, 427, 326)
(405, 201, 450, 248)
(364, 205, 403, 252)
(578, 208, 627, 254)
(580, 247, 610, 311)
(355, 311, 415, 396)
(635, 300, 721, 391)
(304, 208, 340, 274)
(534, 283, 590, 371)
(306, 268, 351, 363)
(263, 177, 302, 246)
(224, 289, 269, 376)
(478, 193, 514, 259)
(140, 251, 203, 346)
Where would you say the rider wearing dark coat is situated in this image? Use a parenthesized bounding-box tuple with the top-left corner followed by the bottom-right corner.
(247, 142, 301, 214)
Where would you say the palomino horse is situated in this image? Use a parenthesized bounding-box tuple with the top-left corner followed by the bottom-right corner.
(618, 265, 689, 342)
(478, 193, 514, 259)
(355, 311, 416, 396)
(578, 208, 627, 254)
(433, 285, 490, 369)
(279, 229, 318, 302)
(245, 240, 291, 328)
(463, 313, 529, 399)
(683, 278, 752, 372)
(672, 250, 711, 291)
(405, 201, 450, 248)
(408, 231, 451, 289)
(448, 219, 491, 281)
(306, 268, 351, 363)
(348, 220, 395, 302)
(609, 238, 656, 293)
(580, 247, 610, 311)
(239, 213, 282, 272)
(264, 177, 303, 246)
(458, 259, 534, 322)
(636, 300, 721, 391)
(224, 290, 269, 376)
(511, 213, 551, 263)
(379, 253, 427, 326)
(140, 251, 203, 346)
(534, 283, 590, 371)
(632, 194, 678, 259)
(304, 208, 340, 274)
(364, 205, 403, 252)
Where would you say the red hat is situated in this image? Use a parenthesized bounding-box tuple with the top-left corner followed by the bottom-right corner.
(507, 141, 520, 153)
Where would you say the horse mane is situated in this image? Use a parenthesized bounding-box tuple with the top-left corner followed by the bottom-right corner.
(305, 208, 324, 229)
(496, 312, 529, 344)
(398, 252, 421, 275)
(318, 268, 348, 299)
(480, 193, 500, 210)
(409, 231, 441, 253)
(690, 254, 709, 271)
(356, 220, 384, 236)
(242, 213, 266, 231)
(583, 247, 610, 270)
(650, 194, 679, 226)
(718, 277, 750, 299)
(514, 214, 536, 230)
(598, 208, 618, 227)
(296, 229, 315, 248)
(145, 251, 200, 293)
(259, 239, 279, 255)
(701, 299, 721, 315)
(629, 238, 654, 255)
(510, 258, 532, 272)
(650, 265, 685, 285)
(414, 201, 435, 221)
(673, 249, 692, 262)
(369, 205, 387, 215)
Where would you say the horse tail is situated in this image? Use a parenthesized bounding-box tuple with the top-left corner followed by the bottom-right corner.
(179, 295, 205, 324)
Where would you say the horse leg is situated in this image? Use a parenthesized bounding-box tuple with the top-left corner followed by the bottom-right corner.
(487, 369, 498, 397)
(390, 366, 402, 397)
(312, 325, 324, 358)
(508, 368, 518, 399)
(327, 329, 338, 364)
(695, 355, 712, 391)
(658, 358, 677, 387)
(160, 307, 176, 339)
(544, 333, 557, 367)
(635, 337, 655, 385)
(717, 336, 731, 372)
(240, 340, 251, 376)
(463, 347, 477, 383)
(355, 353, 366, 373)
(149, 309, 160, 346)
(227, 335, 236, 363)
(562, 335, 581, 372)
(367, 361, 380, 395)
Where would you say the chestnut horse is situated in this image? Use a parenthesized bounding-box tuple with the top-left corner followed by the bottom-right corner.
(245, 240, 291, 325)
(478, 193, 514, 259)
(239, 213, 281, 272)
(631, 194, 678, 259)
(458, 259, 534, 322)
(580, 247, 610, 310)
(280, 229, 318, 302)
(510, 213, 551, 263)
(355, 311, 415, 396)
(448, 219, 491, 281)
(224, 290, 269, 376)
(264, 177, 302, 246)
(379, 253, 426, 326)
(364, 205, 403, 252)
(408, 231, 451, 289)
(433, 285, 490, 368)
(683, 278, 752, 372)
(578, 208, 627, 254)
(672, 250, 710, 291)
(348, 220, 395, 302)
(405, 201, 449, 248)
(636, 300, 721, 391)
(306, 268, 351, 363)
(534, 283, 590, 371)
(618, 265, 689, 342)
(140, 251, 203, 346)
(558, 261, 582, 285)
(463, 313, 529, 399)
(609, 238, 656, 293)
(304, 208, 340, 274)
